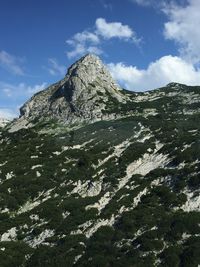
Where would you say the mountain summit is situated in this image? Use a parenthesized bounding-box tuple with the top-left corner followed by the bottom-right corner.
(11, 54, 125, 132)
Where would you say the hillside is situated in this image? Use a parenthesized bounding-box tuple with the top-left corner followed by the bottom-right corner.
(0, 54, 200, 267)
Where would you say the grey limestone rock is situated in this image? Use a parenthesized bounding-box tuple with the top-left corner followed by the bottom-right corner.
(11, 54, 125, 131)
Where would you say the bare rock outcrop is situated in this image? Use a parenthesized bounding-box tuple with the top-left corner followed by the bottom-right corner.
(10, 54, 125, 131)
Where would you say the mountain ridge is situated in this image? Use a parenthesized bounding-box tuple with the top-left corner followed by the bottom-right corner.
(8, 54, 199, 133)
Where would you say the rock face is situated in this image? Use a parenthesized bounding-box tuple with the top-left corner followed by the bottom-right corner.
(17, 54, 125, 128)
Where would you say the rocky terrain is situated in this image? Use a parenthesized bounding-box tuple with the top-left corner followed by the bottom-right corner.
(9, 54, 125, 133)
(0, 54, 200, 267)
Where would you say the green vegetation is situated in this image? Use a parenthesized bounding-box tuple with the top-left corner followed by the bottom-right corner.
(0, 84, 200, 266)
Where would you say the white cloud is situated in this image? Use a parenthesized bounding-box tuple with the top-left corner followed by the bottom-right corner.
(66, 18, 139, 58)
(67, 43, 102, 59)
(107, 0, 200, 91)
(95, 18, 138, 42)
(164, 0, 200, 63)
(0, 82, 47, 98)
(0, 50, 24, 75)
(66, 31, 102, 59)
(0, 108, 17, 119)
(47, 58, 66, 76)
(108, 55, 200, 91)
(87, 46, 103, 55)
(66, 31, 100, 46)
(67, 44, 86, 59)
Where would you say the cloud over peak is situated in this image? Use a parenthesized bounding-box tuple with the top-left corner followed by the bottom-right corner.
(66, 18, 140, 59)
(95, 18, 138, 41)
(108, 55, 200, 91)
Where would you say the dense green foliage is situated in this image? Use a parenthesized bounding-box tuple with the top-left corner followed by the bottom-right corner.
(0, 84, 200, 266)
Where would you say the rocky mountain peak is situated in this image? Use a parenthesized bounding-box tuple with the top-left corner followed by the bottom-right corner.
(62, 53, 121, 102)
(66, 53, 116, 86)
(9, 54, 125, 132)
(67, 53, 107, 78)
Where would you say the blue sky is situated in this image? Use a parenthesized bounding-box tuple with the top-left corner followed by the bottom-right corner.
(0, 0, 200, 118)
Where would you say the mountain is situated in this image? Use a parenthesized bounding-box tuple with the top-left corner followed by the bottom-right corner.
(9, 54, 125, 132)
(0, 54, 200, 267)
